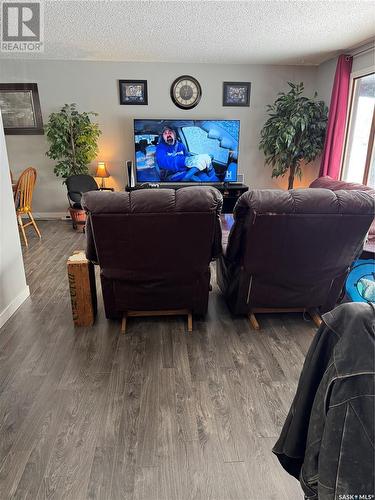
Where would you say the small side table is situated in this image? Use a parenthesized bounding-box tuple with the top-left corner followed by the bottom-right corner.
(67, 251, 97, 327)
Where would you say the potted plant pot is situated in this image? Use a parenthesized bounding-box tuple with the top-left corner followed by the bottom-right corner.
(69, 207, 86, 232)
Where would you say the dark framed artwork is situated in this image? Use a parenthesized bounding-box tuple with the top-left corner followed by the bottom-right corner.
(0, 83, 44, 134)
(119, 80, 148, 105)
(223, 82, 251, 107)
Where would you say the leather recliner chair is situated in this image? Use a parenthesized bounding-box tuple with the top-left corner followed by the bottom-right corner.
(82, 187, 223, 331)
(309, 175, 375, 253)
(217, 188, 374, 328)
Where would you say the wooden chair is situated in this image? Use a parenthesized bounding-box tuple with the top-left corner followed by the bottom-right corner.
(14, 167, 41, 247)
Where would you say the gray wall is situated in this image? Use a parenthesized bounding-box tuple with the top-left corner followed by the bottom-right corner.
(0, 60, 319, 215)
(352, 47, 375, 73)
(316, 46, 375, 109)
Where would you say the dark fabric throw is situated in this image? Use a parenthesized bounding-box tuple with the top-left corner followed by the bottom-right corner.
(273, 302, 375, 499)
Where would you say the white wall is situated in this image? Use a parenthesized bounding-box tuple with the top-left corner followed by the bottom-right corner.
(0, 60, 319, 215)
(0, 111, 29, 328)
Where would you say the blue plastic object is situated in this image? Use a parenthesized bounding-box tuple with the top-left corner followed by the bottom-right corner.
(345, 259, 375, 303)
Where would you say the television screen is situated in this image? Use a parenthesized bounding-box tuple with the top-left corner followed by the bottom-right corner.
(134, 119, 240, 183)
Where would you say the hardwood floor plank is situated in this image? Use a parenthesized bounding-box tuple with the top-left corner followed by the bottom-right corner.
(12, 389, 70, 500)
(161, 326, 174, 369)
(135, 327, 162, 468)
(258, 437, 303, 499)
(157, 368, 178, 462)
(0, 381, 67, 496)
(173, 334, 199, 443)
(193, 380, 236, 464)
(0, 221, 313, 500)
(281, 314, 315, 356)
(0, 450, 33, 499)
(185, 323, 209, 383)
(58, 327, 118, 389)
(109, 381, 142, 499)
(38, 378, 108, 499)
(133, 466, 159, 500)
(0, 373, 45, 456)
(242, 323, 287, 384)
(86, 446, 115, 500)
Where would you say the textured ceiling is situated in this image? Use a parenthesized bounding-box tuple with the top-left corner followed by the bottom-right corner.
(1, 0, 374, 64)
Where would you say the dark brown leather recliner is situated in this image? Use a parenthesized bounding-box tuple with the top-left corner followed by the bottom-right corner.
(82, 187, 223, 328)
(217, 188, 374, 327)
(310, 175, 375, 253)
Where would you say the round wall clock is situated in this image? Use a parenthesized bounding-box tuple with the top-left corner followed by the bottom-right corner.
(170, 75, 202, 110)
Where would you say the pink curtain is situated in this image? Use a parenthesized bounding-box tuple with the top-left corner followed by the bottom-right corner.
(319, 54, 353, 179)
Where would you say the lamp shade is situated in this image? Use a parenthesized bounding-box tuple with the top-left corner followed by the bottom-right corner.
(96, 161, 109, 178)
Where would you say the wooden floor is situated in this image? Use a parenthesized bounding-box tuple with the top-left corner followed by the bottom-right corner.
(0, 221, 317, 500)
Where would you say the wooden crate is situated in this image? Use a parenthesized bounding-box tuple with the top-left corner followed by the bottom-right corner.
(67, 250, 97, 327)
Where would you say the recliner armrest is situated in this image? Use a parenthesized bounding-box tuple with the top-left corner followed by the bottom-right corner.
(84, 214, 99, 264)
(211, 194, 223, 259)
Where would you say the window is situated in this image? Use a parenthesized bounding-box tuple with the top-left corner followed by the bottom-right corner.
(341, 71, 375, 186)
(181, 126, 229, 165)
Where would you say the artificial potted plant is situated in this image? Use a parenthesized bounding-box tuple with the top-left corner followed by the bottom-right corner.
(45, 103, 101, 228)
(259, 82, 328, 189)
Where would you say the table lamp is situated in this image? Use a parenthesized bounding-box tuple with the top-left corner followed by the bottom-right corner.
(96, 161, 110, 188)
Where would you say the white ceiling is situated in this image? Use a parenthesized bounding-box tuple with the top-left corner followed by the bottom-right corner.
(1, 0, 374, 65)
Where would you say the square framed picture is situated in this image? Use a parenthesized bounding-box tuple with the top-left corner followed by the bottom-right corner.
(223, 82, 251, 107)
(119, 80, 148, 105)
(0, 83, 44, 135)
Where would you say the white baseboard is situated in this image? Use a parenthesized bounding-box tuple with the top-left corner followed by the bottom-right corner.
(0, 285, 30, 329)
(33, 212, 69, 220)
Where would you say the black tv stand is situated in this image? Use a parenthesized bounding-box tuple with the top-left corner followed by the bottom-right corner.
(216, 183, 249, 213)
(126, 183, 248, 214)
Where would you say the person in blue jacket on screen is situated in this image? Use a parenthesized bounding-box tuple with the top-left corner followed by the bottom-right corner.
(156, 125, 218, 182)
(156, 126, 189, 181)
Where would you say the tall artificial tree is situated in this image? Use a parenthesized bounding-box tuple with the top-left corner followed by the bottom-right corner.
(45, 103, 101, 180)
(259, 82, 328, 189)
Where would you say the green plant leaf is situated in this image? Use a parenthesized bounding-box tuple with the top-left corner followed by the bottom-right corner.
(45, 103, 102, 180)
(259, 82, 328, 189)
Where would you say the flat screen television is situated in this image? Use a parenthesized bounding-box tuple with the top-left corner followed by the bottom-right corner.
(134, 119, 240, 183)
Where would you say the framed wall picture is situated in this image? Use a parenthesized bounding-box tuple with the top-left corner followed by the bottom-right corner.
(223, 82, 251, 107)
(119, 80, 148, 105)
(0, 83, 44, 134)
